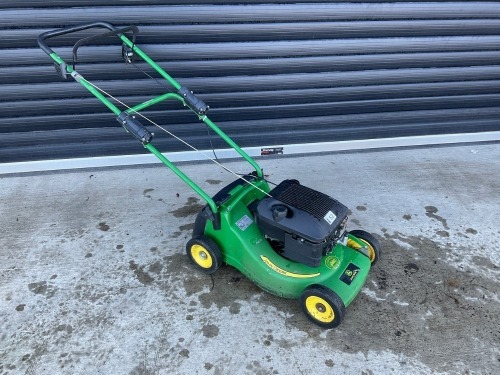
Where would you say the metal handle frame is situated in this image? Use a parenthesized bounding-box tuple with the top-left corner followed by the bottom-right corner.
(38, 22, 265, 213)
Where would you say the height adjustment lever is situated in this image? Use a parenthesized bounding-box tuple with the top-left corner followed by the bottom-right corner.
(178, 86, 209, 116)
(117, 112, 154, 145)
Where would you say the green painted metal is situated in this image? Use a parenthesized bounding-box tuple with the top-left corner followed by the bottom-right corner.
(126, 93, 185, 113)
(201, 179, 372, 304)
(202, 116, 264, 178)
(47, 33, 263, 199)
(49, 53, 122, 115)
(120, 35, 181, 90)
(78, 76, 122, 115)
(120, 35, 263, 177)
(41, 24, 375, 325)
(145, 143, 218, 213)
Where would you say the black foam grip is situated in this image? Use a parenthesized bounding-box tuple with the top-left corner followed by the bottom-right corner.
(117, 112, 153, 145)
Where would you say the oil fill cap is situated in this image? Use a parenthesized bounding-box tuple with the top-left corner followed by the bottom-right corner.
(272, 205, 288, 222)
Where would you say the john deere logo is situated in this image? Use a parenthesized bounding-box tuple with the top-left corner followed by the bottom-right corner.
(325, 256, 340, 270)
(340, 263, 360, 285)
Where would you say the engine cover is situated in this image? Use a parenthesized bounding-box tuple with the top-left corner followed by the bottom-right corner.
(254, 180, 349, 267)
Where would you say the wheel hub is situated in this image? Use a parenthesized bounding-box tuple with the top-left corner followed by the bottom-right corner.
(191, 244, 213, 269)
(316, 303, 326, 313)
(305, 296, 335, 323)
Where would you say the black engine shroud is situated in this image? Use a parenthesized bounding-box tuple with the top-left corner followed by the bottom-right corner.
(254, 180, 349, 267)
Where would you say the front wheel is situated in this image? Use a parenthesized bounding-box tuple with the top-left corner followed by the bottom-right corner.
(300, 285, 345, 329)
(186, 236, 223, 274)
(348, 229, 381, 266)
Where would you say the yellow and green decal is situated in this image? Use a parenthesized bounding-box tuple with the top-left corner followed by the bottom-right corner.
(260, 256, 320, 279)
(325, 255, 340, 270)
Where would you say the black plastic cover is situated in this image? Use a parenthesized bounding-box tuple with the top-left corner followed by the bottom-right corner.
(255, 180, 349, 243)
(254, 180, 349, 267)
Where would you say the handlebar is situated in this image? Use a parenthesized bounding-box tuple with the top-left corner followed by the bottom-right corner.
(71, 25, 138, 67)
(37, 21, 117, 56)
(38, 21, 139, 74)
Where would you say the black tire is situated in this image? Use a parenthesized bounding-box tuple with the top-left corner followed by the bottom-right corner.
(300, 285, 345, 329)
(349, 229, 381, 266)
(186, 236, 223, 274)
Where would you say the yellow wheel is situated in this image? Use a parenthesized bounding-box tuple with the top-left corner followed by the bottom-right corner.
(348, 230, 381, 266)
(305, 296, 335, 323)
(190, 244, 213, 269)
(186, 236, 222, 274)
(300, 285, 345, 329)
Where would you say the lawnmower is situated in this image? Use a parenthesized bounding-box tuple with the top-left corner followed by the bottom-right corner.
(38, 22, 381, 328)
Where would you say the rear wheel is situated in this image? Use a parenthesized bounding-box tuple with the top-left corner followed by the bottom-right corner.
(300, 285, 345, 329)
(186, 236, 222, 274)
(348, 230, 381, 266)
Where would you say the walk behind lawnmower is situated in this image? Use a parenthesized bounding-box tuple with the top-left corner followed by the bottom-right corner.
(38, 22, 381, 328)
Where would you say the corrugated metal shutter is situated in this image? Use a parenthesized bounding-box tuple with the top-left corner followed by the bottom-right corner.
(1, 1, 499, 163)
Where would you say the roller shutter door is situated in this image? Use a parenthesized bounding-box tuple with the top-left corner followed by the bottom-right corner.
(1, 1, 499, 163)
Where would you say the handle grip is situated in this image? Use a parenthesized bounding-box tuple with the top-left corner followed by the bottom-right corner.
(72, 25, 138, 67)
(37, 21, 117, 56)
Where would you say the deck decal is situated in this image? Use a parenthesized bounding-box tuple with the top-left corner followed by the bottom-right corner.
(260, 256, 320, 279)
(340, 263, 360, 285)
(236, 215, 253, 231)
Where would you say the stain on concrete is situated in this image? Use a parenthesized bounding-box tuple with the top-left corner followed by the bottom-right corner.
(403, 262, 419, 275)
(197, 266, 262, 310)
(262, 334, 273, 346)
(471, 256, 499, 271)
(182, 275, 208, 297)
(15, 304, 25, 311)
(466, 228, 478, 235)
(350, 218, 362, 227)
(375, 269, 388, 290)
(171, 223, 195, 239)
(148, 261, 163, 275)
(55, 324, 73, 334)
(206, 179, 222, 185)
(314, 233, 500, 374)
(204, 363, 214, 370)
(202, 324, 219, 338)
(129, 364, 156, 375)
(356, 205, 367, 211)
(129, 260, 154, 285)
(143, 188, 154, 198)
(179, 223, 194, 232)
(229, 302, 241, 314)
(169, 197, 204, 218)
(179, 349, 190, 358)
(26, 281, 56, 297)
(98, 222, 110, 231)
(425, 206, 449, 230)
(403, 214, 412, 221)
(28, 281, 47, 295)
(436, 230, 450, 237)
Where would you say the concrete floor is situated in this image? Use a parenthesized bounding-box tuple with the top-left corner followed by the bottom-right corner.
(1, 143, 499, 375)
